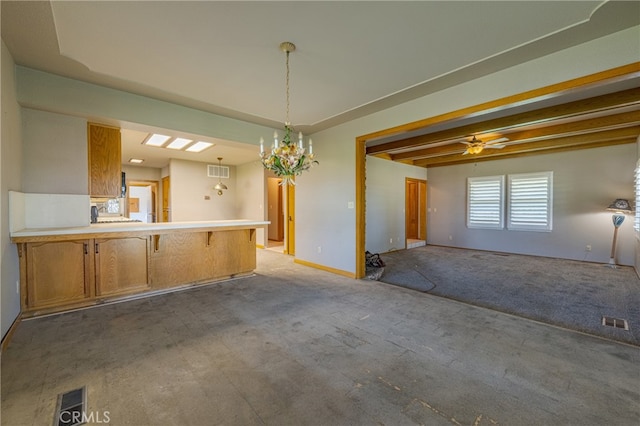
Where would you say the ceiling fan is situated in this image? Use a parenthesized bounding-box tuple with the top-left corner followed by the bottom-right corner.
(461, 135, 508, 155)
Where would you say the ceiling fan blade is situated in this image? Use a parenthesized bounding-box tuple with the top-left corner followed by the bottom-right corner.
(485, 144, 506, 149)
(485, 137, 509, 145)
(462, 149, 470, 155)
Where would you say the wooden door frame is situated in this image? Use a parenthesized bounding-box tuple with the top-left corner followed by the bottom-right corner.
(127, 180, 159, 222)
(354, 64, 637, 279)
(405, 178, 427, 244)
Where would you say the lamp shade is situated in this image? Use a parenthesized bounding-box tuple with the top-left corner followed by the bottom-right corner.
(607, 199, 632, 213)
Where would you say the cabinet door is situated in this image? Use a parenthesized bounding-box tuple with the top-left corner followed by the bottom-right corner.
(150, 232, 213, 288)
(95, 237, 150, 297)
(212, 229, 257, 277)
(88, 123, 122, 198)
(25, 240, 92, 309)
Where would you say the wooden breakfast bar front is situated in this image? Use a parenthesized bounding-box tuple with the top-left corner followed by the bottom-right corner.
(11, 220, 269, 317)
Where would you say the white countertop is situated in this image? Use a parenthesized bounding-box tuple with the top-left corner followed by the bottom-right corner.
(11, 220, 270, 238)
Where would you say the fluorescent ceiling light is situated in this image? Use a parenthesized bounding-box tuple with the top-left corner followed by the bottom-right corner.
(166, 137, 193, 150)
(144, 133, 171, 147)
(129, 158, 144, 164)
(186, 141, 214, 153)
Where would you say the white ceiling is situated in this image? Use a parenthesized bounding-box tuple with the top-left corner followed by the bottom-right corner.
(2, 1, 639, 167)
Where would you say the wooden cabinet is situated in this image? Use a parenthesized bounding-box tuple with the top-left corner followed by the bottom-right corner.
(95, 237, 150, 297)
(19, 236, 149, 314)
(149, 229, 256, 289)
(14, 225, 259, 317)
(88, 123, 121, 198)
(22, 240, 93, 310)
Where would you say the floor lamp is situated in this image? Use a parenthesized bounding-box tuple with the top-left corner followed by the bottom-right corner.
(607, 198, 632, 268)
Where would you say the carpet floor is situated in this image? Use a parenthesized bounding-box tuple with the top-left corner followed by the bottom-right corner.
(376, 245, 640, 346)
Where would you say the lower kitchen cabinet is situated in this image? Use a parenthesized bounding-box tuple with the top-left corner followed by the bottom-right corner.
(95, 236, 150, 297)
(23, 240, 93, 310)
(19, 236, 150, 314)
(14, 224, 260, 317)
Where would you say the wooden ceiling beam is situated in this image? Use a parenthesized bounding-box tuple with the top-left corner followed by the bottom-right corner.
(419, 138, 637, 168)
(413, 127, 640, 167)
(390, 110, 640, 161)
(366, 88, 640, 154)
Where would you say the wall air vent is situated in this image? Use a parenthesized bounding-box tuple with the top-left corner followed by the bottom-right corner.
(207, 164, 229, 179)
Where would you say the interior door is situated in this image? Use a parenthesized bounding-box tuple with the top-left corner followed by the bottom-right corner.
(406, 179, 419, 240)
(406, 178, 427, 244)
(161, 176, 170, 222)
(286, 182, 295, 255)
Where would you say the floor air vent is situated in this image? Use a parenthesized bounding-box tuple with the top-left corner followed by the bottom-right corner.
(54, 386, 87, 426)
(602, 316, 629, 330)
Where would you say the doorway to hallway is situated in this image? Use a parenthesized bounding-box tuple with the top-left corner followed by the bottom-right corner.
(405, 178, 427, 249)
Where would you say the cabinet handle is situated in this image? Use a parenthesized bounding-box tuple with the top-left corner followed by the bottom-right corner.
(95, 243, 99, 254)
(84, 243, 88, 255)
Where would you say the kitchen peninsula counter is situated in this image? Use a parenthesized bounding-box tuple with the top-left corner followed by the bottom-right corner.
(12, 220, 269, 317)
(11, 219, 269, 241)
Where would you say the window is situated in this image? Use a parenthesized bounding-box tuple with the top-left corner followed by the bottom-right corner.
(507, 172, 553, 232)
(635, 160, 640, 232)
(467, 176, 504, 229)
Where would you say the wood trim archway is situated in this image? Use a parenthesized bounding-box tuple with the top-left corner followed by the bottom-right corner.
(354, 62, 640, 279)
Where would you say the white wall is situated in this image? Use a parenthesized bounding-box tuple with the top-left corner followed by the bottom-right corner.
(1, 42, 23, 339)
(169, 158, 237, 221)
(236, 161, 267, 246)
(366, 156, 427, 254)
(21, 108, 88, 194)
(427, 145, 636, 266)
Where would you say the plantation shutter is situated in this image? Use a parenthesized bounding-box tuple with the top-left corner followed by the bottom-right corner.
(508, 172, 553, 231)
(467, 176, 504, 229)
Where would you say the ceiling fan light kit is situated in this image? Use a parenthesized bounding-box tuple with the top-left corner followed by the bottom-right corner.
(461, 135, 508, 155)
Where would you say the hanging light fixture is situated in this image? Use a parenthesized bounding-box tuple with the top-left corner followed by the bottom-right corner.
(214, 157, 228, 196)
(260, 41, 318, 186)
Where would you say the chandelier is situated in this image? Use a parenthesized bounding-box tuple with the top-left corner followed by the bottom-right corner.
(260, 41, 317, 186)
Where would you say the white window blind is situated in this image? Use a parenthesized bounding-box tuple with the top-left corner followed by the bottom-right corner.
(635, 160, 640, 232)
(467, 176, 504, 229)
(507, 172, 553, 232)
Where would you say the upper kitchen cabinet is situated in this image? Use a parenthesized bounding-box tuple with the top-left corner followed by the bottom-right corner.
(88, 123, 122, 198)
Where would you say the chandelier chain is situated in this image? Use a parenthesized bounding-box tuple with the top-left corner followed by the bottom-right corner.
(285, 50, 290, 125)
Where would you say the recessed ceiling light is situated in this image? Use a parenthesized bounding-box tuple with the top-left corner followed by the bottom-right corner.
(166, 137, 193, 150)
(186, 141, 214, 153)
(129, 158, 144, 164)
(144, 133, 171, 147)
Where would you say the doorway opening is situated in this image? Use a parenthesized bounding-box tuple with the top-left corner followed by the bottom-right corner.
(405, 178, 427, 249)
(127, 180, 159, 223)
(267, 177, 285, 252)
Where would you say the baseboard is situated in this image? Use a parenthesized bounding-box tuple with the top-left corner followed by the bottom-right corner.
(294, 258, 356, 279)
(1, 315, 21, 353)
(256, 244, 265, 249)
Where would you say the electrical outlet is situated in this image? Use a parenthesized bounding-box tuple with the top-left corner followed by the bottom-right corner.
(448, 235, 453, 241)
(586, 244, 592, 252)
(16, 280, 19, 294)
(390, 238, 393, 244)
(317, 246, 322, 253)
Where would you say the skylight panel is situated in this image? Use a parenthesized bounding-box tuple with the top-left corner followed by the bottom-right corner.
(186, 141, 214, 153)
(166, 137, 193, 150)
(144, 133, 171, 147)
